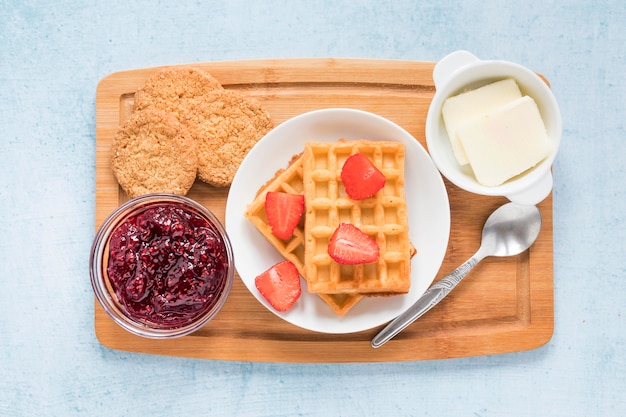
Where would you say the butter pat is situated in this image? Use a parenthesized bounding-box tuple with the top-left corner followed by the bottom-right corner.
(457, 96, 551, 187)
(442, 78, 522, 165)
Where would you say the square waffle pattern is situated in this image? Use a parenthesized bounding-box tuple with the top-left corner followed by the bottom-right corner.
(244, 154, 363, 316)
(303, 140, 412, 295)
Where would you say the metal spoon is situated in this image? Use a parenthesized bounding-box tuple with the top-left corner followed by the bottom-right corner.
(371, 202, 542, 348)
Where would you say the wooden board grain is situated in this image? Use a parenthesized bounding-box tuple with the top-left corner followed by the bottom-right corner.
(94, 58, 554, 362)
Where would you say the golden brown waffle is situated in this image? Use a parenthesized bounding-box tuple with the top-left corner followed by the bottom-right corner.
(244, 153, 363, 316)
(303, 140, 412, 295)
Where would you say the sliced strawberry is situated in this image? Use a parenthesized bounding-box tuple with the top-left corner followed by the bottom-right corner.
(254, 260, 302, 312)
(265, 191, 305, 240)
(340, 153, 386, 200)
(328, 223, 380, 264)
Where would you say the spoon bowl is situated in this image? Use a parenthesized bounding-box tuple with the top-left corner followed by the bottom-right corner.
(371, 202, 542, 348)
(479, 203, 542, 258)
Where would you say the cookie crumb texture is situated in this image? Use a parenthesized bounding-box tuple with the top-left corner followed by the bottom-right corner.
(133, 66, 224, 115)
(111, 109, 198, 198)
(190, 90, 274, 187)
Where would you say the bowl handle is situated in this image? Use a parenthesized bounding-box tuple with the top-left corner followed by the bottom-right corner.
(433, 50, 479, 88)
(505, 171, 553, 205)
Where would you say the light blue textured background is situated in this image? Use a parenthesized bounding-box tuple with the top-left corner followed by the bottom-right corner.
(1, 1, 625, 416)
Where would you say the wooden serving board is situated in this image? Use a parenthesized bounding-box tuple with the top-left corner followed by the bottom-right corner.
(95, 58, 553, 362)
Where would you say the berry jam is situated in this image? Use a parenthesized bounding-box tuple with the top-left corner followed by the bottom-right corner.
(107, 203, 229, 328)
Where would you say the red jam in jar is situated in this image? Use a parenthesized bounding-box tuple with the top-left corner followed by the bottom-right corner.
(106, 203, 229, 328)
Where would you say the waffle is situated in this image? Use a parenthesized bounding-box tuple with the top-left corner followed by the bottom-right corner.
(244, 153, 363, 316)
(303, 140, 412, 295)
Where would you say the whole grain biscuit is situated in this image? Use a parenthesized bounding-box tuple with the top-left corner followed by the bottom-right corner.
(185, 90, 273, 187)
(133, 66, 223, 118)
(111, 109, 198, 197)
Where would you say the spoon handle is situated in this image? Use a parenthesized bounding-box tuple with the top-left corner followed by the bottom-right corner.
(371, 253, 483, 348)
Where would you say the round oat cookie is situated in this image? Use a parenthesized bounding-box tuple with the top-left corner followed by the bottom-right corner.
(111, 109, 198, 198)
(185, 90, 274, 187)
(133, 66, 223, 119)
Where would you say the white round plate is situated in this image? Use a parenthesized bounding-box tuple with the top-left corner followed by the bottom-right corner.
(225, 108, 450, 334)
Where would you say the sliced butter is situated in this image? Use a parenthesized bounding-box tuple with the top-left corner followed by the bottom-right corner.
(442, 78, 522, 165)
(457, 96, 551, 187)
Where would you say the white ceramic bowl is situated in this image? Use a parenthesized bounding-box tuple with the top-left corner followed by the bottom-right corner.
(425, 50, 562, 205)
